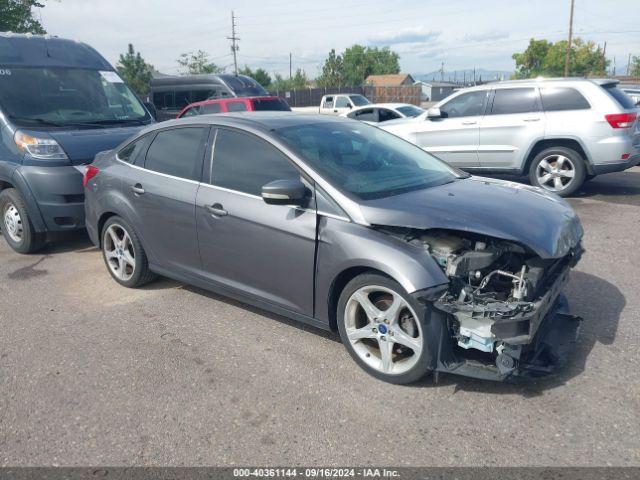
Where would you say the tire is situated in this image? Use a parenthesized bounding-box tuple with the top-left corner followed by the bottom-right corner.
(528, 147, 586, 197)
(336, 273, 432, 384)
(0, 188, 44, 254)
(101, 216, 156, 288)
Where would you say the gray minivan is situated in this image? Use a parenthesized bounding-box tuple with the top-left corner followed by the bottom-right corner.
(0, 33, 154, 253)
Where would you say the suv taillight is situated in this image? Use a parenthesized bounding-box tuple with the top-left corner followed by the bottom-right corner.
(605, 112, 637, 129)
(83, 165, 100, 187)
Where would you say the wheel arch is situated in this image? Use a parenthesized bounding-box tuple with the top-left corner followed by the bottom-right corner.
(96, 211, 119, 247)
(327, 266, 394, 332)
(523, 138, 592, 175)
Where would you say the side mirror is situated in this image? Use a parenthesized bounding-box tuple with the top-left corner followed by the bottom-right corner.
(143, 102, 157, 120)
(427, 107, 443, 119)
(261, 179, 308, 205)
(347, 104, 353, 109)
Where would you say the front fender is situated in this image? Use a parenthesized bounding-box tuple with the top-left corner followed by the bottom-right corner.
(314, 217, 448, 324)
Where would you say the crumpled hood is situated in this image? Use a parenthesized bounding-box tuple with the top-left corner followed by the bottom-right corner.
(358, 176, 583, 259)
(48, 126, 143, 165)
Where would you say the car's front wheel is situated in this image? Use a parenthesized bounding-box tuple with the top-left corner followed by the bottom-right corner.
(529, 147, 586, 197)
(337, 273, 432, 384)
(0, 188, 44, 254)
(101, 216, 156, 288)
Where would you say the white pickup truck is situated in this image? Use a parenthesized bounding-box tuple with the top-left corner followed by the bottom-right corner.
(319, 93, 371, 115)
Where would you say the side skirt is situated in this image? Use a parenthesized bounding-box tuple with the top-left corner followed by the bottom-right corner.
(149, 263, 332, 333)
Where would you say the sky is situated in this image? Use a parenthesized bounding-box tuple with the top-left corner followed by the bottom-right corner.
(36, 0, 640, 78)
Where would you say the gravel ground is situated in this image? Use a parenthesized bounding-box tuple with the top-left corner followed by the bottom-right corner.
(1, 168, 639, 467)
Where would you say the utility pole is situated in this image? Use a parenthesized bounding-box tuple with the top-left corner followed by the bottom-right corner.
(602, 41, 607, 75)
(440, 61, 444, 82)
(627, 53, 632, 75)
(564, 0, 575, 77)
(289, 52, 292, 80)
(228, 11, 240, 76)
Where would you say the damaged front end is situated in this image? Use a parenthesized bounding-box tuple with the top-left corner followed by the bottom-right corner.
(383, 227, 583, 381)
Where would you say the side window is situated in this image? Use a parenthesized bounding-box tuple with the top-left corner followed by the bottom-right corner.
(201, 103, 222, 114)
(440, 91, 487, 118)
(192, 90, 215, 102)
(153, 91, 174, 110)
(490, 88, 540, 115)
(182, 107, 200, 117)
(540, 87, 590, 111)
(212, 129, 300, 196)
(323, 96, 334, 108)
(378, 108, 401, 122)
(144, 127, 208, 181)
(227, 102, 248, 112)
(353, 108, 376, 121)
(118, 135, 149, 164)
(335, 96, 350, 108)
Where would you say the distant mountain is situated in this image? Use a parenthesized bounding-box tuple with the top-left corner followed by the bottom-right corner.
(414, 68, 513, 83)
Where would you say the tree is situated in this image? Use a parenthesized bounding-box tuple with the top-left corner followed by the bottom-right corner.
(317, 45, 400, 87)
(272, 68, 308, 91)
(316, 49, 343, 88)
(0, 0, 47, 33)
(238, 65, 272, 88)
(513, 37, 608, 78)
(116, 44, 154, 96)
(177, 50, 223, 75)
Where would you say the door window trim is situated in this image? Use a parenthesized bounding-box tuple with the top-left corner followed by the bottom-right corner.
(115, 125, 211, 184)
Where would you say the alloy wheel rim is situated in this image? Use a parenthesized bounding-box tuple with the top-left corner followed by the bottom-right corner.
(344, 285, 423, 375)
(103, 224, 136, 281)
(3, 204, 23, 243)
(536, 154, 576, 192)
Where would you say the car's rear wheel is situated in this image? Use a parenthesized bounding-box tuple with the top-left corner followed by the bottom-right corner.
(337, 273, 432, 384)
(101, 216, 156, 288)
(0, 188, 44, 254)
(529, 147, 586, 197)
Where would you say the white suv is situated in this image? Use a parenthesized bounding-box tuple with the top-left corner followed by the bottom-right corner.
(382, 78, 640, 196)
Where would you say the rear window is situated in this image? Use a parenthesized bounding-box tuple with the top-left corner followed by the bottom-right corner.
(490, 88, 540, 115)
(251, 98, 291, 111)
(603, 85, 636, 109)
(540, 87, 590, 111)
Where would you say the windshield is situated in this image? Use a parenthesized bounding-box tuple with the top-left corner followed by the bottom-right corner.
(349, 95, 370, 106)
(274, 122, 463, 200)
(223, 76, 268, 97)
(397, 105, 424, 117)
(0, 67, 151, 127)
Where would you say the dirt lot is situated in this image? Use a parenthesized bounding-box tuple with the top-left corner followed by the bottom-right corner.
(1, 168, 639, 466)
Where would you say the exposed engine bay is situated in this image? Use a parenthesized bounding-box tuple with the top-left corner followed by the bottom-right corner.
(379, 227, 583, 377)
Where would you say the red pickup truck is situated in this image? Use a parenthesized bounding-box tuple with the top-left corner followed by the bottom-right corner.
(177, 96, 291, 118)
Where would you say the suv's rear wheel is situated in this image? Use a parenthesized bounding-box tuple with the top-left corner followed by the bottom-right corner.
(0, 188, 44, 254)
(337, 273, 432, 384)
(101, 216, 156, 288)
(529, 147, 586, 197)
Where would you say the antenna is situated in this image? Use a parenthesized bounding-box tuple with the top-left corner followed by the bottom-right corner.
(228, 11, 240, 76)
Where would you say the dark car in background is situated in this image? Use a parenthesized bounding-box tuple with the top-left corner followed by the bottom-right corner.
(150, 74, 269, 120)
(0, 33, 154, 253)
(177, 96, 291, 118)
(84, 112, 583, 384)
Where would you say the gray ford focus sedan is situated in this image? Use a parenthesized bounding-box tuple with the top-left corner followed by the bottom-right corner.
(84, 112, 584, 383)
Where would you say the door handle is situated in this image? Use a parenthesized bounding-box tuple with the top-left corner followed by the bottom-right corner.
(523, 117, 541, 122)
(131, 184, 145, 195)
(462, 120, 477, 125)
(206, 203, 228, 217)
(333, 109, 338, 113)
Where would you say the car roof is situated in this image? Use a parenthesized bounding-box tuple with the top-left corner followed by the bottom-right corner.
(184, 96, 280, 109)
(0, 32, 112, 69)
(158, 112, 352, 133)
(353, 103, 420, 109)
(468, 77, 620, 90)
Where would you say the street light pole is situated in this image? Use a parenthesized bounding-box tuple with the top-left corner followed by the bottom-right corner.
(564, 0, 575, 77)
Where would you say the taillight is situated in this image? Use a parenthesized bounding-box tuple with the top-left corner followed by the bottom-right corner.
(83, 165, 100, 187)
(605, 112, 637, 129)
